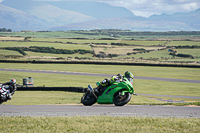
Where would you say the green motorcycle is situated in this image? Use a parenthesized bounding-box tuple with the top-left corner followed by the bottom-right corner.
(81, 76, 136, 106)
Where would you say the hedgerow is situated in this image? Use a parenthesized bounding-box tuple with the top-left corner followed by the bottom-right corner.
(4, 46, 94, 55)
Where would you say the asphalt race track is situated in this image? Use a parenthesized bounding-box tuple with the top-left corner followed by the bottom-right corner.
(0, 104, 200, 118)
(0, 68, 200, 84)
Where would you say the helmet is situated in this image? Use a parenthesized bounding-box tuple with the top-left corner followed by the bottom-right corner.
(11, 79, 16, 84)
(124, 71, 134, 79)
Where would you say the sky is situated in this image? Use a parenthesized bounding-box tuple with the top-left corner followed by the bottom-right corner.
(1, 0, 200, 17)
(102, 0, 200, 17)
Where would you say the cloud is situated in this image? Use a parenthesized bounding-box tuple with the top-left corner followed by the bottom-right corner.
(1, 0, 200, 17)
(99, 0, 200, 17)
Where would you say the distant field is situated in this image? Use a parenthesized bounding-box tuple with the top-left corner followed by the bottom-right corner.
(25, 51, 93, 59)
(0, 49, 22, 56)
(167, 40, 200, 46)
(0, 41, 92, 50)
(0, 31, 200, 64)
(30, 38, 116, 44)
(118, 49, 171, 58)
(119, 40, 168, 46)
(1, 31, 200, 39)
(0, 36, 24, 41)
(176, 49, 200, 57)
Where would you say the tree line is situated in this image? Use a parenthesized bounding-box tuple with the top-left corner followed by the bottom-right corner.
(168, 49, 194, 58)
(4, 46, 94, 55)
(88, 30, 200, 36)
(0, 28, 12, 32)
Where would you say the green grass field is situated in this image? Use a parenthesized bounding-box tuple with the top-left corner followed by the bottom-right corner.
(1, 32, 200, 63)
(3, 90, 199, 106)
(167, 41, 200, 46)
(1, 116, 199, 133)
(0, 41, 92, 50)
(30, 38, 116, 44)
(0, 63, 200, 105)
(1, 63, 199, 80)
(1, 31, 200, 39)
(119, 40, 168, 46)
(0, 49, 22, 56)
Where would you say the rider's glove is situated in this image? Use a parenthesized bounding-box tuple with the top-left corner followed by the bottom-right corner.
(102, 80, 106, 84)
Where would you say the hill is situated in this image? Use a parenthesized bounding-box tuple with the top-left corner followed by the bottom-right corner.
(0, 4, 47, 31)
(49, 17, 194, 31)
(0, 0, 200, 31)
(149, 9, 200, 30)
(1, 0, 96, 30)
(42, 1, 135, 19)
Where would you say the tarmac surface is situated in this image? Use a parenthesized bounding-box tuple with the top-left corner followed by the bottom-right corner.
(0, 104, 200, 118)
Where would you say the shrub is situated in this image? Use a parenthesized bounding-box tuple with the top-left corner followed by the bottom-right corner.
(176, 53, 193, 58)
(4, 46, 93, 55)
(133, 48, 146, 52)
(111, 43, 130, 46)
(5, 47, 27, 56)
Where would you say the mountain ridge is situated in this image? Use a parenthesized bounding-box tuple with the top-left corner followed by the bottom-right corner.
(0, 3, 48, 31)
(0, 0, 199, 31)
(50, 17, 194, 31)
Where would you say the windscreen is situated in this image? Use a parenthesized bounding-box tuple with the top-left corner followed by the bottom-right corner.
(128, 78, 133, 85)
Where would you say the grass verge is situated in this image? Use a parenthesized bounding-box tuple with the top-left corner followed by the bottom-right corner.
(2, 91, 83, 105)
(0, 116, 199, 133)
(2, 91, 200, 106)
(0, 63, 200, 80)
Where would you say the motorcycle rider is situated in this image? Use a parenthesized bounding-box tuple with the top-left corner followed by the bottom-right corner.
(2, 79, 17, 100)
(97, 71, 134, 93)
(124, 71, 134, 80)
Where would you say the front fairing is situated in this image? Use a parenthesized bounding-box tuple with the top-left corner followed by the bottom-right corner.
(97, 78, 134, 104)
(122, 77, 134, 93)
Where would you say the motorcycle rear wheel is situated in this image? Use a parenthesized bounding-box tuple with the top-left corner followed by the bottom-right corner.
(113, 91, 131, 106)
(81, 91, 97, 106)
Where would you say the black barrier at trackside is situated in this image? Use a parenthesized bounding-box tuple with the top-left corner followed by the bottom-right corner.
(17, 87, 87, 93)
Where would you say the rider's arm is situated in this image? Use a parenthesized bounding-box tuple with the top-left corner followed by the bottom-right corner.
(2, 82, 10, 86)
(10, 83, 17, 95)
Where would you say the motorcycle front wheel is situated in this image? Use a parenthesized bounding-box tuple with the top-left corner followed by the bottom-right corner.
(0, 98, 5, 104)
(81, 91, 97, 106)
(113, 91, 131, 106)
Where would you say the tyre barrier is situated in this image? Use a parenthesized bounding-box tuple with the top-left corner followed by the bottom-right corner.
(17, 87, 87, 93)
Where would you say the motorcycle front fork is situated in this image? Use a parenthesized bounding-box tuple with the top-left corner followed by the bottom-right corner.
(88, 85, 98, 99)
